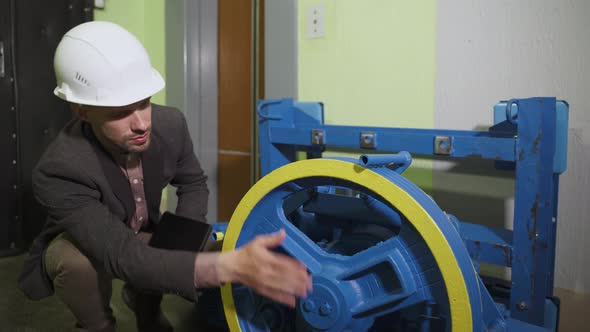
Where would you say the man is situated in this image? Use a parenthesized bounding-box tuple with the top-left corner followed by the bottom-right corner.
(18, 21, 311, 332)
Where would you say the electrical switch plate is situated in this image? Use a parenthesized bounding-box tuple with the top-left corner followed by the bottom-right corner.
(307, 5, 325, 39)
(94, 0, 105, 9)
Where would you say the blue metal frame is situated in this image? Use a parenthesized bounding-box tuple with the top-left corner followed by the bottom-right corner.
(255, 97, 568, 330)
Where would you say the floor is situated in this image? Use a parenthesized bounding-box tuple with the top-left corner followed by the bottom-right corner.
(0, 254, 226, 332)
(553, 287, 590, 332)
(1, 254, 588, 331)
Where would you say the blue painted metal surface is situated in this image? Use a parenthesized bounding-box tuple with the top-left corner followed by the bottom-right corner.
(243, 97, 566, 331)
(210, 222, 228, 241)
(359, 152, 412, 174)
(232, 175, 456, 331)
(494, 100, 568, 174)
(509, 98, 559, 326)
(460, 222, 513, 267)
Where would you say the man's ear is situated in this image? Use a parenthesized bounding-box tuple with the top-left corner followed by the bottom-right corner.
(70, 103, 88, 121)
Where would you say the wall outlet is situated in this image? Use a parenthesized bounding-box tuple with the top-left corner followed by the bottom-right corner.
(94, 0, 105, 9)
(307, 5, 325, 39)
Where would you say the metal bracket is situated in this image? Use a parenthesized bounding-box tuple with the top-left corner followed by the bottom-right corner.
(311, 129, 325, 145)
(0, 41, 5, 78)
(360, 131, 377, 149)
(257, 100, 283, 121)
(434, 136, 452, 155)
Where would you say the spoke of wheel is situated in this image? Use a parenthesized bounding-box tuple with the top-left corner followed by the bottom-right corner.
(254, 190, 346, 274)
(335, 237, 420, 319)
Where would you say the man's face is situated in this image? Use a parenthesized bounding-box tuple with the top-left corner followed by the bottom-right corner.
(75, 98, 152, 154)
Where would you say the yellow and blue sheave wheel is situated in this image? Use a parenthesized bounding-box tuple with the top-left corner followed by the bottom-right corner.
(221, 159, 484, 331)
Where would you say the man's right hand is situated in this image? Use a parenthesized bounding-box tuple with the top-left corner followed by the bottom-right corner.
(217, 229, 313, 307)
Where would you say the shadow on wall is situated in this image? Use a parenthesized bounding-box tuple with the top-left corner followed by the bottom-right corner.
(431, 157, 515, 230)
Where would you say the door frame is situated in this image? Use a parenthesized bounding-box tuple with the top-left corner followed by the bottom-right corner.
(165, 0, 219, 221)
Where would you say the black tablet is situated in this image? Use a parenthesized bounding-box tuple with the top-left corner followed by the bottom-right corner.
(149, 212, 213, 252)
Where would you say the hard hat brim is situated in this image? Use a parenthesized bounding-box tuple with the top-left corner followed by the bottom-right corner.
(54, 68, 165, 107)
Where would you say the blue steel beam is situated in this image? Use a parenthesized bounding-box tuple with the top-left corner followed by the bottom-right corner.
(268, 126, 517, 161)
(510, 98, 558, 326)
(460, 222, 513, 267)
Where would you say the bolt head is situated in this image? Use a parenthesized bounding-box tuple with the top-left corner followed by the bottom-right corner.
(319, 303, 333, 316)
(303, 299, 316, 312)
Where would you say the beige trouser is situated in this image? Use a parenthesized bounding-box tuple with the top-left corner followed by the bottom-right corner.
(44, 232, 153, 332)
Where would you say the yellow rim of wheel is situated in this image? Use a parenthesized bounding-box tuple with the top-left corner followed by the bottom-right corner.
(221, 159, 472, 331)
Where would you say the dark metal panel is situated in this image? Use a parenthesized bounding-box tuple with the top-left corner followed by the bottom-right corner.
(1, 0, 93, 255)
(171, 0, 219, 221)
(0, 0, 19, 256)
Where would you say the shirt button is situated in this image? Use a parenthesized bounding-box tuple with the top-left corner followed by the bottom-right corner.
(133, 179, 139, 184)
(136, 197, 142, 202)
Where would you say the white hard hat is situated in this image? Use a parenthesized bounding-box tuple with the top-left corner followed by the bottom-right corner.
(53, 21, 164, 107)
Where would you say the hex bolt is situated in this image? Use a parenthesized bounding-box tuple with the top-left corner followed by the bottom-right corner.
(303, 299, 316, 312)
(319, 303, 333, 316)
(315, 133, 321, 141)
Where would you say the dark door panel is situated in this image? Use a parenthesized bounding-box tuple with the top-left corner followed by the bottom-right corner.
(0, 0, 93, 256)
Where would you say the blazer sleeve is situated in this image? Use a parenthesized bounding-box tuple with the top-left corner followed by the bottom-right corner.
(170, 112, 209, 222)
(33, 160, 198, 298)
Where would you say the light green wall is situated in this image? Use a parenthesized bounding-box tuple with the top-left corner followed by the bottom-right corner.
(298, 0, 436, 189)
(94, 0, 167, 105)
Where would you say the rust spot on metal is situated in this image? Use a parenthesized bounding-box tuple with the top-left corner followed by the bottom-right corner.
(532, 133, 541, 154)
(518, 150, 525, 161)
(529, 197, 539, 240)
(469, 241, 481, 260)
(492, 243, 512, 266)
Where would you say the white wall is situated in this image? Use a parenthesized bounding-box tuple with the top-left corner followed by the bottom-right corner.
(434, 0, 590, 293)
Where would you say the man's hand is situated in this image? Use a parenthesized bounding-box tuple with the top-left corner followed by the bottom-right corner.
(217, 229, 313, 307)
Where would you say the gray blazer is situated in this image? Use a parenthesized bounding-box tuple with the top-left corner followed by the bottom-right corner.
(18, 104, 209, 300)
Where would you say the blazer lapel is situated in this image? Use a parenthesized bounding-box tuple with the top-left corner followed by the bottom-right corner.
(142, 132, 164, 223)
(83, 123, 135, 222)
